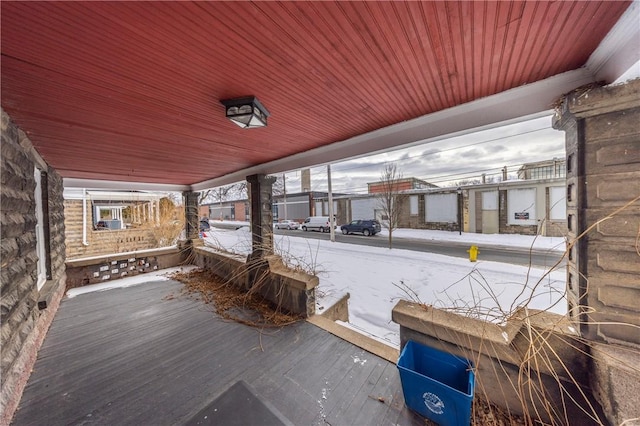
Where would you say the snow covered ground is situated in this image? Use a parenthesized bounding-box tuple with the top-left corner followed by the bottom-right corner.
(203, 224, 568, 348)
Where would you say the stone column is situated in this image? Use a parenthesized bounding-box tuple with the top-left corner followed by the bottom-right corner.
(246, 174, 276, 262)
(553, 78, 640, 426)
(552, 80, 640, 346)
(183, 191, 199, 241)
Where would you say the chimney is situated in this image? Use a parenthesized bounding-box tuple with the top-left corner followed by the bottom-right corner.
(301, 169, 311, 192)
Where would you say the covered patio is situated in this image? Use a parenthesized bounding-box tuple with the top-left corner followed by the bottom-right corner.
(2, 2, 639, 425)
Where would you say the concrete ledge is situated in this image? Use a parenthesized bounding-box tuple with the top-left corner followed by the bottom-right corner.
(192, 247, 318, 318)
(307, 315, 399, 364)
(65, 246, 184, 289)
(392, 300, 603, 425)
(66, 246, 183, 267)
(319, 293, 350, 322)
(590, 342, 640, 426)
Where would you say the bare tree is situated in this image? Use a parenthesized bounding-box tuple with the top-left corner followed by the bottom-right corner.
(377, 164, 406, 249)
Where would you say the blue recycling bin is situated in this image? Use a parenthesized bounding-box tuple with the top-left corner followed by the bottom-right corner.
(397, 340, 475, 426)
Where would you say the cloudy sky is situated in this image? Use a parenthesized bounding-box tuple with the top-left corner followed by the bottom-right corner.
(281, 114, 566, 194)
(280, 61, 640, 195)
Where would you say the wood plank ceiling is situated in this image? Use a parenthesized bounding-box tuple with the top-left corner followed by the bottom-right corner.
(0, 1, 631, 187)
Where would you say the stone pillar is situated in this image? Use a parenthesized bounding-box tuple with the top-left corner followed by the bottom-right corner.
(246, 174, 276, 262)
(552, 80, 640, 346)
(553, 79, 640, 426)
(183, 191, 199, 241)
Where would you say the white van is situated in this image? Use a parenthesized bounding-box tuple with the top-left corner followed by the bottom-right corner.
(301, 216, 336, 233)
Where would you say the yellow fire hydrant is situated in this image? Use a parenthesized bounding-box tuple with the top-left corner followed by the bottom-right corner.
(467, 245, 479, 262)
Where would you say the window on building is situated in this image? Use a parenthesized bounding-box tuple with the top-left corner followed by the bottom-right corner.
(409, 195, 419, 215)
(549, 186, 566, 220)
(94, 204, 126, 230)
(531, 166, 551, 180)
(34, 167, 47, 290)
(529, 163, 566, 180)
(507, 188, 537, 225)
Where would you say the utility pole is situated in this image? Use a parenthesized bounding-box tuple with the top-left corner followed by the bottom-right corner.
(327, 164, 335, 242)
(282, 173, 287, 220)
(457, 187, 463, 235)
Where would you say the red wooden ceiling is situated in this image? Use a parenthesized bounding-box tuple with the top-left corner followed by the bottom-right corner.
(1, 1, 631, 186)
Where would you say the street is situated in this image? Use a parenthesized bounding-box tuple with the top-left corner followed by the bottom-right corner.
(210, 223, 565, 268)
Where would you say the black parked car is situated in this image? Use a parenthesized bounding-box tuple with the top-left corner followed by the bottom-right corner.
(340, 219, 381, 236)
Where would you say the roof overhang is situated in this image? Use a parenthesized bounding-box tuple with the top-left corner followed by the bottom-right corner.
(1, 1, 637, 191)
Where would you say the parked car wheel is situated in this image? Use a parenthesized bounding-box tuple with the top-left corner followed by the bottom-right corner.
(363, 229, 371, 236)
(302, 226, 307, 231)
(342, 228, 348, 235)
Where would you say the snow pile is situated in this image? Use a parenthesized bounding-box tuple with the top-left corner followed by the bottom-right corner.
(204, 228, 566, 348)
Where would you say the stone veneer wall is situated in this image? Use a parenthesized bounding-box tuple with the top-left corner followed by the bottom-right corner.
(1, 108, 67, 425)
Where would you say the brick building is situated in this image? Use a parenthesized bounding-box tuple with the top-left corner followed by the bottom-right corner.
(367, 177, 437, 194)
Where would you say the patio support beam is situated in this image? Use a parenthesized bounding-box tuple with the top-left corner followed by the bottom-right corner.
(246, 174, 276, 262)
(183, 191, 199, 241)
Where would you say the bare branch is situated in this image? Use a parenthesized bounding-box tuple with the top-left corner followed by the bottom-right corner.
(375, 164, 406, 249)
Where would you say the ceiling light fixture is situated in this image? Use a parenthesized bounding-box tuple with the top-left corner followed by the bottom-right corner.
(220, 96, 270, 129)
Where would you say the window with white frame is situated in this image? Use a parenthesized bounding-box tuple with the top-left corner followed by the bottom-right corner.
(409, 195, 419, 215)
(507, 188, 537, 225)
(425, 193, 457, 222)
(549, 186, 566, 220)
(34, 167, 47, 290)
(482, 191, 498, 210)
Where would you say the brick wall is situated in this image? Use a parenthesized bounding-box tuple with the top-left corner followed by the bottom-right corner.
(1, 108, 67, 424)
(198, 205, 208, 219)
(368, 179, 414, 194)
(234, 201, 247, 221)
(64, 200, 160, 259)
